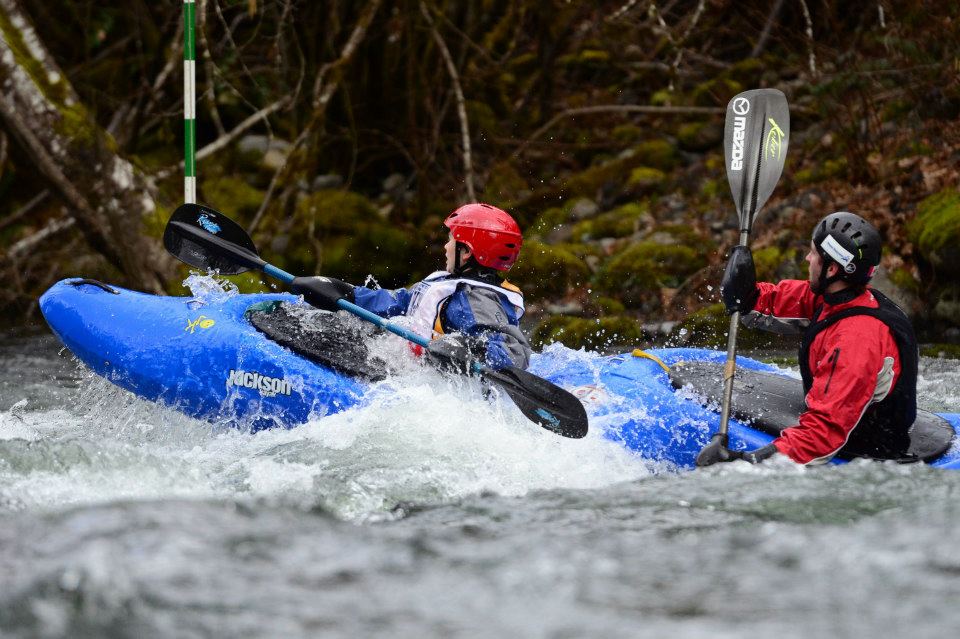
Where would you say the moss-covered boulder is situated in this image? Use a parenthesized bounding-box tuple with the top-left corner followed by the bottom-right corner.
(626, 167, 668, 194)
(256, 189, 414, 286)
(531, 314, 647, 351)
(909, 188, 960, 279)
(677, 120, 724, 152)
(199, 174, 265, 219)
(569, 202, 653, 241)
(593, 240, 707, 311)
(668, 303, 783, 350)
(509, 240, 591, 301)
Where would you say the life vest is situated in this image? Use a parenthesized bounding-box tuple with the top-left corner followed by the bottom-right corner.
(404, 271, 525, 340)
(798, 288, 918, 459)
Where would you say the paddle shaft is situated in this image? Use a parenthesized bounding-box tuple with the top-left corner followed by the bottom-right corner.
(717, 229, 750, 439)
(259, 263, 432, 349)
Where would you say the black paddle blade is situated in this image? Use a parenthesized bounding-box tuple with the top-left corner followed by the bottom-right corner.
(164, 203, 262, 274)
(723, 89, 790, 233)
(483, 366, 588, 438)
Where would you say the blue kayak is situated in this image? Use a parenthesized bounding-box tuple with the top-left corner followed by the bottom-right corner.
(40, 278, 960, 469)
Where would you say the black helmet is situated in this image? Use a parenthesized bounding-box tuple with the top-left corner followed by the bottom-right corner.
(811, 211, 881, 292)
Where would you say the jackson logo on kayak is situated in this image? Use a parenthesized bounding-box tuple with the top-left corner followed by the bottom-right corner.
(185, 316, 215, 333)
(226, 369, 292, 397)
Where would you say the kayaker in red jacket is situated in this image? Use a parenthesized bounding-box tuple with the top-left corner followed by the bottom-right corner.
(706, 211, 919, 465)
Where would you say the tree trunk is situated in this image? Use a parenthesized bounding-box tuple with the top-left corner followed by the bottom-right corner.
(0, 0, 173, 292)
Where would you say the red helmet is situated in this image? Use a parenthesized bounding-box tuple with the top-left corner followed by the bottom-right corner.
(444, 203, 523, 271)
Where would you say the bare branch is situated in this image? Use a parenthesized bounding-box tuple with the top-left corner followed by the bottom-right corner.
(752, 0, 785, 57)
(251, 0, 384, 234)
(155, 96, 290, 180)
(7, 213, 75, 260)
(0, 190, 50, 233)
(511, 104, 723, 160)
(797, 0, 818, 77)
(420, 1, 475, 202)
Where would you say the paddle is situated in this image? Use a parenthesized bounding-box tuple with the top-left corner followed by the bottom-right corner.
(695, 88, 790, 466)
(163, 203, 588, 439)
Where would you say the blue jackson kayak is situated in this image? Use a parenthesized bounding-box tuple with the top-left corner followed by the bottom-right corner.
(40, 278, 960, 469)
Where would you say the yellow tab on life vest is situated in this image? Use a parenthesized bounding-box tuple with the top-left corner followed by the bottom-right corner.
(631, 349, 670, 373)
(500, 279, 522, 294)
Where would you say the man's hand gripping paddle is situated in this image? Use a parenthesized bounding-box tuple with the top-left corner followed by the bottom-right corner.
(695, 89, 790, 467)
(164, 204, 588, 439)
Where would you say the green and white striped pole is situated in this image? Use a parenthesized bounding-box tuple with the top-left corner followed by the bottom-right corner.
(184, 0, 196, 204)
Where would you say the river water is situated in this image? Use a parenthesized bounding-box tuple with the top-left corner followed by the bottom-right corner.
(2, 329, 960, 639)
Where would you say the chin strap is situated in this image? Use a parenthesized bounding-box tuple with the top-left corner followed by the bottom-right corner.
(812, 257, 845, 295)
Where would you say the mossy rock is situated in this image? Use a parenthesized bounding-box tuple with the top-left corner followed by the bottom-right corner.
(751, 246, 803, 282)
(669, 303, 781, 349)
(483, 161, 529, 203)
(887, 267, 921, 294)
(908, 188, 960, 278)
(677, 120, 724, 152)
(627, 167, 667, 194)
(531, 314, 647, 351)
(594, 241, 706, 310)
(509, 240, 591, 300)
(794, 157, 848, 185)
(920, 343, 960, 359)
(691, 78, 744, 108)
(199, 174, 264, 219)
(569, 202, 651, 241)
(632, 140, 678, 171)
(257, 189, 413, 286)
(611, 124, 645, 144)
(933, 286, 960, 327)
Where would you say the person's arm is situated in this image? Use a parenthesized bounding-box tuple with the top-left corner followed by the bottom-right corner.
(741, 279, 819, 334)
(720, 246, 818, 334)
(352, 286, 412, 318)
(434, 286, 532, 370)
(773, 318, 901, 464)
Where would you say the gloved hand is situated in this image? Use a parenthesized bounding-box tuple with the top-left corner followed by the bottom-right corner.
(720, 245, 758, 315)
(426, 335, 480, 375)
(290, 276, 354, 312)
(696, 437, 779, 467)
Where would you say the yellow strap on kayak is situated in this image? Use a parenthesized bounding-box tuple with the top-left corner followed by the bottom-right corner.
(631, 349, 671, 373)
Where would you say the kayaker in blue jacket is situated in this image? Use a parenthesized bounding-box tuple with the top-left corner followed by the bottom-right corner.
(289, 203, 532, 372)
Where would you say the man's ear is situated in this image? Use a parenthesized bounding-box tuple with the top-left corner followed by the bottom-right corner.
(826, 262, 841, 277)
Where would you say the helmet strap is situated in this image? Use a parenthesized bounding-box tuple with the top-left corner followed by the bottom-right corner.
(812, 258, 845, 295)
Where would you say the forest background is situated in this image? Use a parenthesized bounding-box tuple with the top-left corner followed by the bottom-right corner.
(1, 0, 958, 353)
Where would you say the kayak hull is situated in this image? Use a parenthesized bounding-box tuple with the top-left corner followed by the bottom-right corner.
(40, 279, 960, 469)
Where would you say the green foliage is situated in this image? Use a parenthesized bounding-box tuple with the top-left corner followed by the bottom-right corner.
(509, 240, 590, 300)
(908, 189, 960, 277)
(531, 314, 646, 351)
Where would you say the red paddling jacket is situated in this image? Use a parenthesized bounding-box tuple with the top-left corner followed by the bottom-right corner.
(742, 281, 918, 464)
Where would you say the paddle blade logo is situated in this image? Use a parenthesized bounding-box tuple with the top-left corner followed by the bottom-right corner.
(534, 408, 561, 427)
(197, 213, 221, 234)
(765, 118, 785, 161)
(728, 96, 751, 171)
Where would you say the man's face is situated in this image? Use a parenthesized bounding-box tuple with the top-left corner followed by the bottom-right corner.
(444, 232, 458, 271)
(805, 241, 823, 285)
